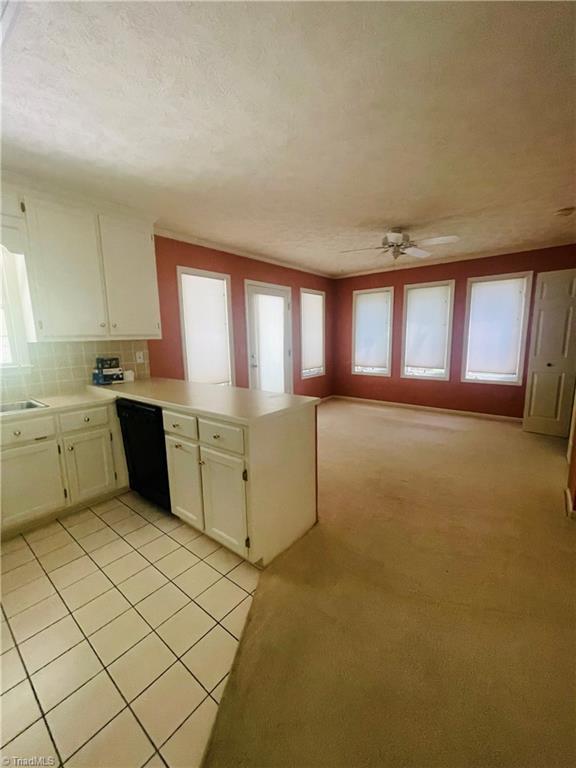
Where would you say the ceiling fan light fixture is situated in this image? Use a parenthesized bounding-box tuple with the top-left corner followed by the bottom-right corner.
(386, 230, 404, 245)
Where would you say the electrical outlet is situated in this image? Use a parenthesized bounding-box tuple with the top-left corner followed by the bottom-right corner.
(136, 351, 145, 364)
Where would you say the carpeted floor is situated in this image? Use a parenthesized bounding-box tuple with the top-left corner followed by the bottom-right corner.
(203, 399, 576, 768)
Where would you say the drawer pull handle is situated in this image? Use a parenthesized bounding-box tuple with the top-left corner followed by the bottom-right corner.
(13, 430, 21, 436)
(172, 423, 180, 428)
(212, 434, 221, 440)
(83, 416, 90, 422)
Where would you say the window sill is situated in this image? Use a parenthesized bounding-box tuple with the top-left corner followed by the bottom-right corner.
(302, 370, 325, 380)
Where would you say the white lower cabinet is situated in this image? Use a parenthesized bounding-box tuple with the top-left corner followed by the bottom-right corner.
(1, 441, 66, 527)
(200, 447, 247, 556)
(63, 428, 116, 504)
(165, 436, 204, 528)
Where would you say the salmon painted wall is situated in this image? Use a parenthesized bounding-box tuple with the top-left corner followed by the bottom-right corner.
(149, 236, 335, 398)
(333, 244, 576, 418)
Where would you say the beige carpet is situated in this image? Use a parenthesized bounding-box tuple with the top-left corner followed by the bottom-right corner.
(203, 399, 576, 768)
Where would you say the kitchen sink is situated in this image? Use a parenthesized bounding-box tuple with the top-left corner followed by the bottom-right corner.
(0, 399, 48, 413)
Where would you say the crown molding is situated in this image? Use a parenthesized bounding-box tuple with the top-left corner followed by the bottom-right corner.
(153, 227, 333, 279)
(333, 239, 576, 279)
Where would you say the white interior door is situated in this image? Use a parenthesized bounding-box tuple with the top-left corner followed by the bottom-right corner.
(523, 269, 576, 436)
(245, 281, 292, 393)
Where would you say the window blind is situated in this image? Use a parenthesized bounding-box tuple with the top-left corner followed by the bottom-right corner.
(403, 283, 452, 378)
(301, 291, 325, 376)
(181, 273, 232, 385)
(353, 289, 392, 374)
(464, 276, 528, 382)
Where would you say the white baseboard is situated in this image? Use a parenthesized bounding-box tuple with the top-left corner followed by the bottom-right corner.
(328, 395, 522, 423)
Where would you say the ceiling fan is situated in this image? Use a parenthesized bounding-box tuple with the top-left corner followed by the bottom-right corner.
(341, 228, 459, 260)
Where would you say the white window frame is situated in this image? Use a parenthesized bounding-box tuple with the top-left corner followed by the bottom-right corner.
(401, 279, 455, 381)
(300, 288, 325, 379)
(177, 266, 235, 385)
(351, 287, 394, 377)
(0, 245, 32, 370)
(461, 271, 532, 386)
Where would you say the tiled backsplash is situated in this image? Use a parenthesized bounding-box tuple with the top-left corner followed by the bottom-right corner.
(1, 340, 151, 402)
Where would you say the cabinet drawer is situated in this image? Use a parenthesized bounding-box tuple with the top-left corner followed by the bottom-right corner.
(59, 407, 109, 433)
(198, 418, 244, 454)
(1, 416, 56, 447)
(163, 410, 198, 440)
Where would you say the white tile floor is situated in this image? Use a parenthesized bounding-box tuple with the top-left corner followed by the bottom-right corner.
(1, 492, 258, 767)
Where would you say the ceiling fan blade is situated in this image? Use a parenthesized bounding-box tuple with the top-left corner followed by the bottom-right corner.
(418, 235, 459, 246)
(404, 246, 431, 259)
(339, 247, 386, 253)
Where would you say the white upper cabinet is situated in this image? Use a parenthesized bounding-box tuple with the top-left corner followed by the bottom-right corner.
(14, 185, 162, 341)
(25, 198, 109, 339)
(99, 215, 161, 338)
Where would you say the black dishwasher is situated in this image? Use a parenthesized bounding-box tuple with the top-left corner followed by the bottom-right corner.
(116, 399, 171, 511)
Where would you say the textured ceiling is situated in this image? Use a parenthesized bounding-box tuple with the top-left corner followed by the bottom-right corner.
(2, 2, 575, 276)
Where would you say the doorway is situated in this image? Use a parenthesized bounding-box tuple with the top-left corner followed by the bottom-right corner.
(245, 281, 293, 393)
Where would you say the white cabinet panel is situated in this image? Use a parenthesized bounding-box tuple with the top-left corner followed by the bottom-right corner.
(64, 428, 115, 503)
(25, 198, 108, 339)
(1, 441, 65, 525)
(200, 446, 247, 556)
(99, 215, 161, 338)
(166, 436, 204, 529)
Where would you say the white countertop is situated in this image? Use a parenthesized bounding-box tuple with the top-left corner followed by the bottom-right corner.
(100, 378, 319, 424)
(0, 379, 319, 424)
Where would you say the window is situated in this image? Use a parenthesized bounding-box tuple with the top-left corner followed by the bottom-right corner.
(178, 268, 234, 385)
(462, 273, 531, 385)
(300, 289, 325, 378)
(0, 219, 36, 368)
(352, 288, 393, 375)
(402, 281, 454, 380)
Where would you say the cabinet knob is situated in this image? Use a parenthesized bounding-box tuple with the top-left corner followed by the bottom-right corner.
(212, 434, 221, 440)
(99, 323, 106, 328)
(84, 416, 90, 422)
(67, 446, 74, 452)
(172, 423, 180, 429)
(13, 430, 21, 436)
(174, 443, 182, 449)
(112, 323, 117, 328)
(199, 460, 205, 465)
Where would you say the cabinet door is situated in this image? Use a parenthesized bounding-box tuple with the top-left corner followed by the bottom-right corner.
(64, 429, 115, 503)
(25, 198, 108, 339)
(1, 442, 66, 527)
(166, 436, 204, 529)
(99, 215, 161, 338)
(200, 447, 247, 556)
